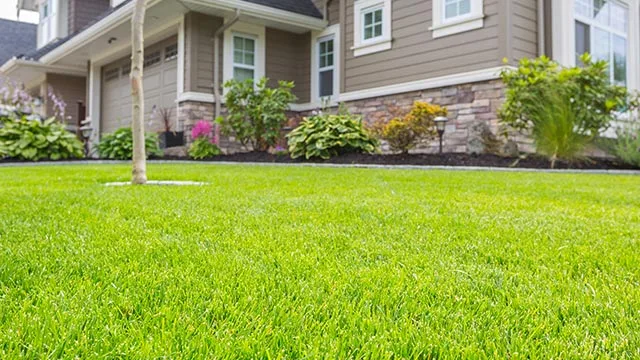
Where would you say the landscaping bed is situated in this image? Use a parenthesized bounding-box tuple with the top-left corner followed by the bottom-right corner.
(163, 152, 639, 170)
(2, 152, 638, 170)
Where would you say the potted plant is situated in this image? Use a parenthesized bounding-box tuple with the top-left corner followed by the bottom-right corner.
(155, 106, 184, 148)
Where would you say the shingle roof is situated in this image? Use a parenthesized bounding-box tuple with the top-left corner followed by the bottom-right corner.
(0, 19, 37, 65)
(242, 0, 322, 18)
(18, 0, 323, 62)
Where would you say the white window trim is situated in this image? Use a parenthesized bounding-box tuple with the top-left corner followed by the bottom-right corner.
(430, 0, 484, 38)
(223, 21, 266, 90)
(351, 0, 391, 57)
(38, 0, 58, 48)
(551, 0, 640, 92)
(311, 24, 341, 104)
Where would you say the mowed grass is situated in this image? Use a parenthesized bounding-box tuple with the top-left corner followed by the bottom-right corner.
(0, 164, 639, 359)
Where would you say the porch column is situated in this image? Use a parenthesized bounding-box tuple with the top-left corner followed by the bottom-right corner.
(88, 61, 101, 153)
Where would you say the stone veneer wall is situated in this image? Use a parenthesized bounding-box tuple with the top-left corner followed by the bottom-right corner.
(177, 79, 534, 155)
(344, 79, 530, 154)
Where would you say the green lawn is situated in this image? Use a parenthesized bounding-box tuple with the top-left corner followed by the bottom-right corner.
(0, 164, 639, 358)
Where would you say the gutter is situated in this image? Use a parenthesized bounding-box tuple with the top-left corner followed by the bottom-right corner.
(538, 0, 545, 56)
(213, 9, 241, 144)
(39, 0, 326, 66)
(0, 58, 86, 76)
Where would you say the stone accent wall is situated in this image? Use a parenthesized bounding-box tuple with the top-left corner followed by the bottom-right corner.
(344, 79, 512, 154)
(177, 101, 252, 154)
(178, 79, 526, 156)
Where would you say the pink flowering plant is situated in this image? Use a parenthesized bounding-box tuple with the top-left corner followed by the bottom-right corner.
(188, 120, 221, 159)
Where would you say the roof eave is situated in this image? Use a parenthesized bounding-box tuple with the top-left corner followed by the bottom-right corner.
(40, 0, 327, 65)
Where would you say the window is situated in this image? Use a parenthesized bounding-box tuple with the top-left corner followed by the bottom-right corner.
(121, 63, 131, 76)
(574, 0, 628, 85)
(233, 35, 256, 82)
(352, 0, 392, 57)
(444, 0, 471, 20)
(104, 68, 120, 82)
(143, 51, 161, 68)
(312, 24, 340, 103)
(318, 37, 335, 98)
(39, 0, 57, 47)
(223, 23, 265, 88)
(362, 8, 383, 41)
(431, 0, 484, 38)
(165, 44, 178, 61)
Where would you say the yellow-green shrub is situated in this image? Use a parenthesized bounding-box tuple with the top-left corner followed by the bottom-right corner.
(373, 101, 447, 153)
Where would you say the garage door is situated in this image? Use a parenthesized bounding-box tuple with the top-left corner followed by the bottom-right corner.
(101, 37, 178, 135)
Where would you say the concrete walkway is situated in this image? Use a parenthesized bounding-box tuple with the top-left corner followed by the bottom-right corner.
(1, 159, 639, 175)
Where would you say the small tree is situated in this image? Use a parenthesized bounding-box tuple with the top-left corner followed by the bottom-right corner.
(219, 78, 296, 152)
(372, 101, 446, 154)
(130, 0, 147, 184)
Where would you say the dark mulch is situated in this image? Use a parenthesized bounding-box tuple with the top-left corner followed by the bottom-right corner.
(163, 152, 638, 170)
(1, 152, 637, 170)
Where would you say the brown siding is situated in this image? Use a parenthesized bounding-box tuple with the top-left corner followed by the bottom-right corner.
(511, 0, 538, 61)
(343, 0, 502, 92)
(45, 73, 86, 126)
(327, 0, 340, 25)
(68, 0, 110, 34)
(266, 28, 311, 103)
(184, 12, 224, 94)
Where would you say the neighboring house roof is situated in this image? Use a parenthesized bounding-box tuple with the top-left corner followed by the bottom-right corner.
(242, 0, 322, 18)
(0, 19, 37, 66)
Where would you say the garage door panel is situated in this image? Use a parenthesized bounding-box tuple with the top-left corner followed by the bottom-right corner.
(102, 38, 178, 136)
(143, 72, 161, 89)
(163, 68, 177, 86)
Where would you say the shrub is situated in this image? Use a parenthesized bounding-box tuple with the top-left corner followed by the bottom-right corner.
(499, 55, 635, 138)
(613, 125, 640, 167)
(98, 127, 161, 160)
(287, 112, 379, 159)
(0, 117, 84, 161)
(527, 89, 589, 168)
(188, 120, 220, 160)
(372, 101, 446, 153)
(219, 78, 297, 152)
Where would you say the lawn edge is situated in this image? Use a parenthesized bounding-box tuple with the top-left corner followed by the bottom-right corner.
(1, 160, 639, 175)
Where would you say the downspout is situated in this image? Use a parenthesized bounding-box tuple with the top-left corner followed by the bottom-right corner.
(213, 9, 241, 145)
(537, 0, 545, 56)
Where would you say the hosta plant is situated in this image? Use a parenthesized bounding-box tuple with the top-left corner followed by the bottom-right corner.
(287, 113, 379, 159)
(98, 127, 161, 160)
(0, 117, 84, 161)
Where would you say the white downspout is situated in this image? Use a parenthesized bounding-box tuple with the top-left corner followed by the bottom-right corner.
(537, 0, 545, 56)
(213, 9, 240, 144)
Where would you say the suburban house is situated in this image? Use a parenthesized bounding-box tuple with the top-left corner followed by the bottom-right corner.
(1, 0, 639, 153)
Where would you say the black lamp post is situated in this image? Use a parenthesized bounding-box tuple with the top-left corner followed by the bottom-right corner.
(434, 116, 448, 154)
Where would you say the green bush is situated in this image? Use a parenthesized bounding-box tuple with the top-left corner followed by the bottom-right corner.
(98, 127, 161, 160)
(613, 125, 640, 167)
(219, 77, 297, 152)
(500, 55, 636, 138)
(188, 137, 221, 160)
(0, 117, 84, 161)
(287, 112, 379, 159)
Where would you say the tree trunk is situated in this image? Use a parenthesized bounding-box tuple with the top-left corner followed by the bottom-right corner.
(131, 0, 147, 184)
